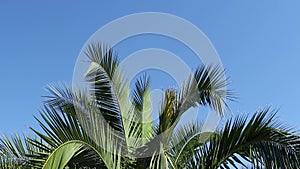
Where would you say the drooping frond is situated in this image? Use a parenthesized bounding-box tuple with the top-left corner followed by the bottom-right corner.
(84, 43, 132, 145)
(42, 141, 86, 169)
(184, 108, 300, 169)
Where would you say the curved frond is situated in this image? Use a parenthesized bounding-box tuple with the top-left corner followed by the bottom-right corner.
(31, 102, 123, 168)
(84, 43, 130, 134)
(42, 141, 86, 169)
(185, 108, 300, 169)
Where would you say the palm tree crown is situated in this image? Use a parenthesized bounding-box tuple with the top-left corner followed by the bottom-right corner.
(1, 43, 299, 169)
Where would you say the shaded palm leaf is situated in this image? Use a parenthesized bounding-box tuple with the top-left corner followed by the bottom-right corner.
(183, 108, 300, 169)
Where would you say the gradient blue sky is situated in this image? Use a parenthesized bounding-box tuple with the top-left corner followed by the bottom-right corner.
(0, 1, 300, 135)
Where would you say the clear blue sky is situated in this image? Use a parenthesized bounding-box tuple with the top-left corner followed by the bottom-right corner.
(0, 1, 300, 135)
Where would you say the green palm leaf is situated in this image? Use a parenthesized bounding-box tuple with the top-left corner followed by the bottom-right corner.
(131, 74, 154, 142)
(179, 65, 234, 117)
(84, 43, 130, 135)
(42, 141, 86, 169)
(185, 108, 300, 169)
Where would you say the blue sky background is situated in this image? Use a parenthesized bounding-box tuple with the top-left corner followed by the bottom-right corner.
(0, 1, 300, 135)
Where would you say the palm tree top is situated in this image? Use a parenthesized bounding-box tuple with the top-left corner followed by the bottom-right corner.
(0, 43, 299, 169)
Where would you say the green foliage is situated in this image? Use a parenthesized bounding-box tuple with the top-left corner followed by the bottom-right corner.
(42, 141, 85, 169)
(0, 43, 299, 169)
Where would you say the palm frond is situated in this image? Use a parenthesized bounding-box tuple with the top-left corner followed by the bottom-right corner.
(42, 141, 86, 169)
(84, 43, 130, 133)
(186, 108, 300, 169)
(30, 103, 115, 168)
(169, 123, 212, 167)
(0, 134, 49, 168)
(72, 94, 127, 168)
(179, 65, 234, 116)
(44, 83, 76, 116)
(83, 44, 141, 158)
(130, 74, 154, 142)
(0, 134, 28, 168)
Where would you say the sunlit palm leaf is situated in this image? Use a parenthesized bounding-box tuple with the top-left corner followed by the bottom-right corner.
(42, 141, 86, 169)
(84, 43, 130, 136)
(29, 103, 110, 168)
(130, 74, 154, 143)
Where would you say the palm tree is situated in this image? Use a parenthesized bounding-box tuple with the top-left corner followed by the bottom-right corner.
(1, 43, 299, 169)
